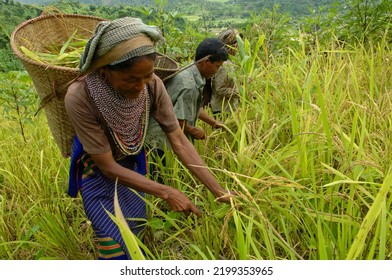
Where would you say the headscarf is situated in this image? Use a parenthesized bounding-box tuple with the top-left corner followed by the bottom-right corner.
(218, 28, 241, 46)
(79, 17, 164, 73)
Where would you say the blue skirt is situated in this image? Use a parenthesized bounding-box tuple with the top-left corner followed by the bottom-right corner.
(68, 136, 147, 259)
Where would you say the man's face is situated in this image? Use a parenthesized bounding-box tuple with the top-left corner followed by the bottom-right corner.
(198, 59, 224, 79)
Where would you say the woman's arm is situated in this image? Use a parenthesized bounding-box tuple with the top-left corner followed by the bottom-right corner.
(90, 152, 202, 217)
(166, 127, 231, 203)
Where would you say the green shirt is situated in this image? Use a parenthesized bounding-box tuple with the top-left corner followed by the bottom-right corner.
(146, 64, 205, 151)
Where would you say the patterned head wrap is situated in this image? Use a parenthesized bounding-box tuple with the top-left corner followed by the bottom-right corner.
(80, 17, 164, 73)
(218, 28, 241, 46)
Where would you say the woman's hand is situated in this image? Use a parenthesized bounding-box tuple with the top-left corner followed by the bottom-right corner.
(164, 187, 203, 217)
(213, 189, 237, 204)
(212, 120, 225, 129)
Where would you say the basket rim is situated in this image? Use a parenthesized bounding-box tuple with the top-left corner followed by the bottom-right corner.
(154, 52, 180, 71)
(10, 13, 105, 72)
(11, 15, 180, 74)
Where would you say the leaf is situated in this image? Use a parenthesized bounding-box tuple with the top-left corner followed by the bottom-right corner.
(346, 168, 392, 260)
(20, 46, 44, 63)
(148, 217, 165, 229)
(106, 178, 145, 260)
(59, 29, 78, 55)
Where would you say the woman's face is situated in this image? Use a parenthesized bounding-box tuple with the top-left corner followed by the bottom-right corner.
(101, 56, 155, 99)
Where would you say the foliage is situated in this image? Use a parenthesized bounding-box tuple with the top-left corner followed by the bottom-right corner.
(130, 0, 186, 54)
(0, 0, 42, 49)
(243, 5, 294, 61)
(12, 0, 339, 18)
(0, 48, 24, 71)
(0, 71, 39, 142)
(300, 0, 392, 47)
(0, 0, 41, 71)
(335, 0, 391, 45)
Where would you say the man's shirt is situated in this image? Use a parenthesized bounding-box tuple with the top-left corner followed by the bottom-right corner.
(146, 64, 205, 151)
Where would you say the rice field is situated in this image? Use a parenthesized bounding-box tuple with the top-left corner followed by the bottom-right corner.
(0, 33, 391, 260)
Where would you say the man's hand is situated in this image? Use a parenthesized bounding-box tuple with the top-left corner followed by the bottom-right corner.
(179, 120, 206, 140)
(190, 127, 206, 139)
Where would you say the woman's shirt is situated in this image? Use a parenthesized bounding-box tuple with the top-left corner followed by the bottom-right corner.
(65, 73, 179, 159)
(211, 60, 239, 113)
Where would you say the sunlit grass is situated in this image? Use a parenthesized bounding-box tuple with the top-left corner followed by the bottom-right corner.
(1, 34, 391, 260)
(0, 115, 96, 259)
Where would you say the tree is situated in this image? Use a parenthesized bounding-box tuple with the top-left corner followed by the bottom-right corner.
(337, 0, 391, 44)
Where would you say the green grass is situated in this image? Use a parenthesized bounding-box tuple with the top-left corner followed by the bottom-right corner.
(1, 34, 391, 260)
(0, 116, 96, 259)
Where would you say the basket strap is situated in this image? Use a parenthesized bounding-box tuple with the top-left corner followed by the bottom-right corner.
(161, 54, 211, 82)
(34, 80, 60, 116)
(161, 62, 194, 82)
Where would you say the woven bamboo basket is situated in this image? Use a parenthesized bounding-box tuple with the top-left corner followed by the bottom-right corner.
(11, 14, 179, 158)
(10, 13, 104, 158)
(155, 52, 179, 81)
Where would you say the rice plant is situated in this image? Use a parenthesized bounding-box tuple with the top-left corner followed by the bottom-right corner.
(1, 32, 391, 260)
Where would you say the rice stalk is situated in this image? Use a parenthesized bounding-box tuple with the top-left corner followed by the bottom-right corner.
(346, 168, 392, 259)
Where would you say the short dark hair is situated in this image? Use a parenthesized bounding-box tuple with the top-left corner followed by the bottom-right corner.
(195, 38, 228, 63)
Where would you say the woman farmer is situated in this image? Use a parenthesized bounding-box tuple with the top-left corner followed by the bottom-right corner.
(64, 17, 232, 260)
(210, 28, 243, 116)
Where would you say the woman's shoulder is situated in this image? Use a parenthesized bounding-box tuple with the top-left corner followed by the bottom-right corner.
(148, 73, 168, 99)
(64, 78, 91, 109)
(148, 73, 165, 90)
(66, 79, 87, 98)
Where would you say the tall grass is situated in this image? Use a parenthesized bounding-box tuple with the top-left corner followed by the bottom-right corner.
(1, 34, 391, 260)
(0, 116, 96, 259)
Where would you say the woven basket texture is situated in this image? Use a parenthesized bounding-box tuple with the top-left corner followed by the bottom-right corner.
(154, 52, 179, 80)
(10, 14, 104, 157)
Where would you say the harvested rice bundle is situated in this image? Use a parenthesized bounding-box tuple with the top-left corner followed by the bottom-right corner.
(20, 29, 88, 68)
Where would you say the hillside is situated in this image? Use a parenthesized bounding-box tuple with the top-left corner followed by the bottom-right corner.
(2, 0, 389, 72)
(12, 0, 337, 17)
